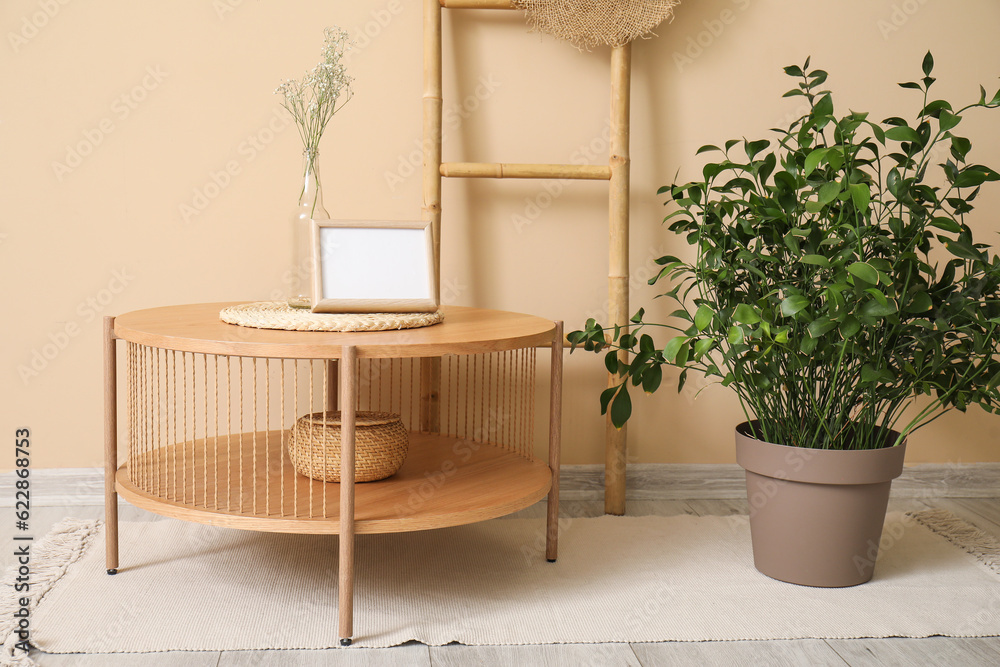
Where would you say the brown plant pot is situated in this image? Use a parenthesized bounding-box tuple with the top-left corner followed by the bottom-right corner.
(735, 421, 906, 587)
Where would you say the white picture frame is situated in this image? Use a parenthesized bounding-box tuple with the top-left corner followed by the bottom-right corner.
(310, 219, 439, 314)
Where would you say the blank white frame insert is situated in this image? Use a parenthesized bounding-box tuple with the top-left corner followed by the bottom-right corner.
(310, 219, 439, 314)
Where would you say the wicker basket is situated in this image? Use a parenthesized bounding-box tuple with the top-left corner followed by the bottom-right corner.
(287, 411, 409, 483)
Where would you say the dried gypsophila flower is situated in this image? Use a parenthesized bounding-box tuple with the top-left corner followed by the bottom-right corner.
(275, 26, 354, 155)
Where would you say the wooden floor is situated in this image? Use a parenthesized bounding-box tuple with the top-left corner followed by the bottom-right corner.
(13, 496, 1000, 666)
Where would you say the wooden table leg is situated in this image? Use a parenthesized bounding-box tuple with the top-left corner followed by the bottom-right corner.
(326, 360, 339, 412)
(546, 322, 564, 562)
(338, 346, 357, 645)
(104, 316, 119, 575)
(419, 357, 441, 433)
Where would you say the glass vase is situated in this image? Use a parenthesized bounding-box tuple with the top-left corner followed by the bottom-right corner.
(288, 148, 330, 309)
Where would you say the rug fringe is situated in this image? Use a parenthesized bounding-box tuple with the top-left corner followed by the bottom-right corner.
(908, 509, 1000, 575)
(0, 518, 102, 667)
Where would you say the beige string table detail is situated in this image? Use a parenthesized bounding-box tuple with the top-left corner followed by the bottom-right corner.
(103, 303, 564, 646)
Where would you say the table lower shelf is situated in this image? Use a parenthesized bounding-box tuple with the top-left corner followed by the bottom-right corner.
(116, 431, 552, 534)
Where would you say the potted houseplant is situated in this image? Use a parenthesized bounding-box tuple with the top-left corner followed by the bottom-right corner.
(569, 54, 1000, 587)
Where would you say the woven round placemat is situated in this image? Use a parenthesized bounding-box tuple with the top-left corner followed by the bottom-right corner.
(219, 301, 444, 332)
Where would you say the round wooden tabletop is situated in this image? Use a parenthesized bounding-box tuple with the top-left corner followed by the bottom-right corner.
(113, 303, 557, 359)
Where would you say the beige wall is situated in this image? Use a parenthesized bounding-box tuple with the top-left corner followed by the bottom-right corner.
(3, 0, 1000, 470)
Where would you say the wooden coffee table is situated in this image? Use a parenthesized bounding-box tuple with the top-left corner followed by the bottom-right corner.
(104, 303, 564, 644)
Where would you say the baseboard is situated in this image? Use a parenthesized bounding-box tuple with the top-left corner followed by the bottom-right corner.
(558, 463, 1000, 501)
(1, 467, 107, 507)
(3, 462, 1000, 507)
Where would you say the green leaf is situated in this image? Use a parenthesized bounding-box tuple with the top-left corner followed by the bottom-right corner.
(727, 325, 744, 345)
(758, 151, 777, 185)
(599, 386, 617, 414)
(733, 303, 761, 325)
(850, 183, 871, 213)
(809, 69, 829, 86)
(641, 364, 662, 394)
(780, 295, 810, 316)
(922, 51, 934, 76)
(814, 93, 834, 118)
(745, 139, 770, 159)
(808, 317, 837, 338)
(954, 167, 1000, 188)
(783, 64, 804, 77)
(922, 99, 953, 115)
(663, 336, 687, 363)
(885, 125, 922, 143)
(818, 182, 841, 206)
(928, 217, 963, 233)
(639, 334, 655, 354)
(861, 300, 897, 318)
(904, 291, 933, 313)
(944, 239, 984, 262)
(887, 168, 901, 196)
(800, 254, 831, 268)
(693, 338, 715, 360)
(610, 385, 631, 429)
(803, 147, 827, 177)
(951, 136, 972, 161)
(694, 304, 714, 332)
(703, 162, 723, 180)
(605, 352, 619, 374)
(865, 288, 888, 306)
(840, 316, 861, 339)
(868, 121, 886, 144)
(848, 261, 879, 285)
(939, 110, 962, 132)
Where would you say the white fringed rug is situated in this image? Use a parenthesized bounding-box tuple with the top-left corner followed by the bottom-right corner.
(4, 510, 1000, 663)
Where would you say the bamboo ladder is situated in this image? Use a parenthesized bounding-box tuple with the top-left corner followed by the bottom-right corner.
(423, 0, 632, 514)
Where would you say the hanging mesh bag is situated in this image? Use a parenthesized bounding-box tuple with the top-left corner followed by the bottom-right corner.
(512, 0, 679, 50)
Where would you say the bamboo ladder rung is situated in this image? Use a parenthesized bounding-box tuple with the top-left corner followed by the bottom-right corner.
(440, 0, 515, 9)
(441, 162, 612, 181)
